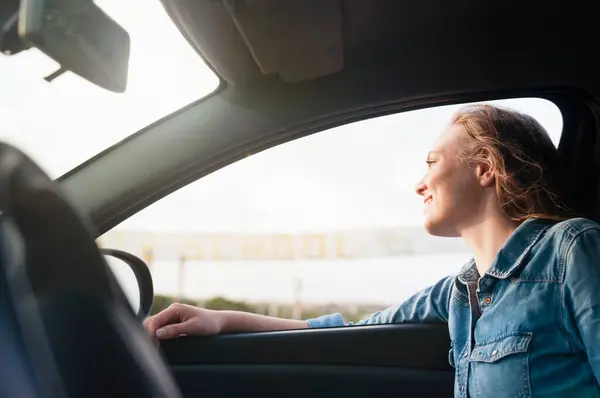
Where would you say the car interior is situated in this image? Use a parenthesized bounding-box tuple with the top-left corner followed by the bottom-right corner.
(2, 0, 600, 397)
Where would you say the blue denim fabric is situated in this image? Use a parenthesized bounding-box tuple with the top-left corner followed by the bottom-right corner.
(307, 218, 600, 397)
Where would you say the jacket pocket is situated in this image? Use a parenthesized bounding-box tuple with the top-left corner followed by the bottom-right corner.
(469, 331, 532, 398)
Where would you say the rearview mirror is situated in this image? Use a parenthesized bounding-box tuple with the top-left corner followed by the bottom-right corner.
(17, 0, 130, 92)
(101, 248, 154, 319)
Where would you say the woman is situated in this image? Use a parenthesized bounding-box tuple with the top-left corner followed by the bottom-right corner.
(144, 104, 600, 397)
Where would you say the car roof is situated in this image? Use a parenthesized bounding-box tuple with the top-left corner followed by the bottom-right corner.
(59, 0, 600, 235)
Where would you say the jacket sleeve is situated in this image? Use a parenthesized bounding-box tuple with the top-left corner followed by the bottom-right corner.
(307, 275, 455, 328)
(563, 228, 600, 384)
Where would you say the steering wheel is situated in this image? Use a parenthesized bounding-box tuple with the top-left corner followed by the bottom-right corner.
(0, 143, 182, 398)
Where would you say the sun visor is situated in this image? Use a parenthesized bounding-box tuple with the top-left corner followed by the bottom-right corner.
(223, 0, 344, 83)
(161, 0, 344, 84)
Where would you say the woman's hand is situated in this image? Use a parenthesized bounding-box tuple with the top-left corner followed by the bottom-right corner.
(144, 303, 222, 340)
(144, 303, 310, 342)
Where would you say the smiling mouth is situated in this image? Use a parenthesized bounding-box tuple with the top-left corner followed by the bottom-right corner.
(424, 196, 433, 205)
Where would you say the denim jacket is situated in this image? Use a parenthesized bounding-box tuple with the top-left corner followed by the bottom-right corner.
(307, 218, 600, 397)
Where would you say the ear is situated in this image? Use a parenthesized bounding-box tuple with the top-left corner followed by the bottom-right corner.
(475, 162, 495, 187)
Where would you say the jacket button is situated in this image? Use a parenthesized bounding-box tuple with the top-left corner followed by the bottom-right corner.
(492, 349, 498, 356)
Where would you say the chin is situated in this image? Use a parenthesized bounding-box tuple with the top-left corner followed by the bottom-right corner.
(423, 217, 460, 238)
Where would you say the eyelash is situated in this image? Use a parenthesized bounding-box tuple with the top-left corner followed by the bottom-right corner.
(425, 160, 436, 167)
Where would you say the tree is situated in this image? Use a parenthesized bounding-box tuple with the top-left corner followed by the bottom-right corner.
(203, 296, 258, 312)
(151, 294, 198, 315)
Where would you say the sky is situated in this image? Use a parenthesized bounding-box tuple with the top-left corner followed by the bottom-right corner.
(0, 1, 566, 306)
(113, 97, 562, 233)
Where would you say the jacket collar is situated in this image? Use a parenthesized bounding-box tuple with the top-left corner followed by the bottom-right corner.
(458, 218, 556, 282)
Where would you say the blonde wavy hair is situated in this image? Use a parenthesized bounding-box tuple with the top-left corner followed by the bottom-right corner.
(451, 104, 577, 222)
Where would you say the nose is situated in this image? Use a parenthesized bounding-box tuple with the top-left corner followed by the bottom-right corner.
(415, 180, 427, 196)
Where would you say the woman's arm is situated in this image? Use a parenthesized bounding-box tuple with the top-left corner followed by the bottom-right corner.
(145, 275, 455, 340)
(307, 274, 455, 328)
(144, 304, 308, 340)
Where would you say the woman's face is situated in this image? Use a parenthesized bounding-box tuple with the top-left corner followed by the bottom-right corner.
(415, 124, 486, 237)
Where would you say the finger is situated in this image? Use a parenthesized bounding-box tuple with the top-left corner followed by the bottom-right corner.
(145, 305, 184, 335)
(155, 319, 196, 340)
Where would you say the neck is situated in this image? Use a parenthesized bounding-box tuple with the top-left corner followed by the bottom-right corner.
(461, 210, 519, 277)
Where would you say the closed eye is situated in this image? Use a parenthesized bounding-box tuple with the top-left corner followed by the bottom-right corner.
(425, 160, 436, 167)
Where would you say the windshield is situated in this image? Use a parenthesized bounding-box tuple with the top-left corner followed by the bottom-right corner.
(0, 0, 219, 179)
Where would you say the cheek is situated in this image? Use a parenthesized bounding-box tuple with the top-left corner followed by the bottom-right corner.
(431, 166, 477, 208)
(448, 173, 482, 210)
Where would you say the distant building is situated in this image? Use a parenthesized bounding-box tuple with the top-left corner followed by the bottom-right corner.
(98, 226, 468, 262)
